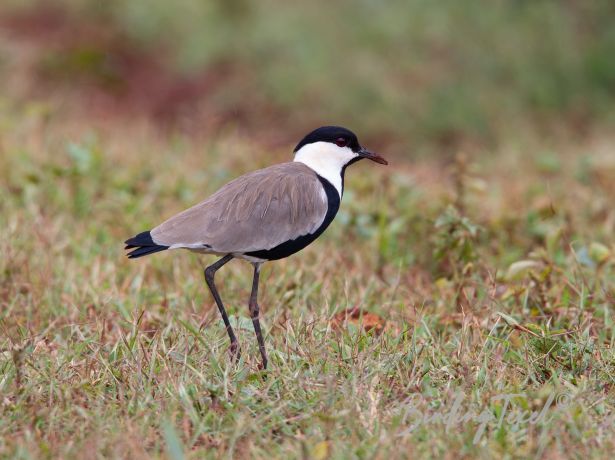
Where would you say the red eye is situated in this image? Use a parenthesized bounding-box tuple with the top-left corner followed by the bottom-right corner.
(335, 137, 348, 147)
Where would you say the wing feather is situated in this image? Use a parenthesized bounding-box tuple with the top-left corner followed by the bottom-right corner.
(150, 162, 329, 253)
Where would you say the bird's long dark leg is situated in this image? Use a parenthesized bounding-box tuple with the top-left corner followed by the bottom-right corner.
(204, 254, 239, 360)
(249, 263, 268, 369)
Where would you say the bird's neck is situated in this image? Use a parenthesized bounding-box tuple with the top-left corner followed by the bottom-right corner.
(293, 142, 357, 196)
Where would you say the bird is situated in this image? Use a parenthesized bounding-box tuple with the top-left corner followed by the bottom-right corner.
(124, 126, 387, 369)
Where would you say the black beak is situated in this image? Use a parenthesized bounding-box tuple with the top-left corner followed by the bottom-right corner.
(358, 147, 388, 165)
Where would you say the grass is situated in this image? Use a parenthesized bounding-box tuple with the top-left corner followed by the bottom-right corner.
(1, 101, 615, 459)
(1, 1, 615, 458)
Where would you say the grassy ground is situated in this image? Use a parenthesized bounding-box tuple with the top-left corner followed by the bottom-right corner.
(1, 103, 615, 459)
(1, 1, 615, 458)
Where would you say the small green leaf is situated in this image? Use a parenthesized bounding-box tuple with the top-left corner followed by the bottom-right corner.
(162, 420, 185, 460)
(497, 312, 520, 327)
(589, 242, 610, 265)
(505, 260, 542, 281)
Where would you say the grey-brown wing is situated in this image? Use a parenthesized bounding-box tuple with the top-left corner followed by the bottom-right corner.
(150, 162, 328, 253)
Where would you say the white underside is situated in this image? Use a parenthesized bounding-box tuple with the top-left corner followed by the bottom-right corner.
(166, 245, 268, 263)
(233, 253, 267, 263)
(168, 242, 210, 250)
(293, 141, 358, 195)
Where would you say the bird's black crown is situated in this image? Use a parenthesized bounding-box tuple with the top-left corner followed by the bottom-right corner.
(293, 126, 361, 153)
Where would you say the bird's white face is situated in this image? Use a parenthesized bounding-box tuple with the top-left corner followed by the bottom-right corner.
(293, 141, 359, 195)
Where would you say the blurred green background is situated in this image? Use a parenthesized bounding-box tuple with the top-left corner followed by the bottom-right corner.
(1, 0, 614, 154)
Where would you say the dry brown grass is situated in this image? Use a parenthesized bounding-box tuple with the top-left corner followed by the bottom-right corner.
(1, 103, 614, 458)
(1, 5, 615, 457)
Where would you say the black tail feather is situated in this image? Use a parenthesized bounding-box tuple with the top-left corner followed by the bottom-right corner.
(127, 245, 169, 259)
(124, 230, 169, 259)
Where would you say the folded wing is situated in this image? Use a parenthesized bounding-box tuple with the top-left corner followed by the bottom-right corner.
(150, 162, 328, 254)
